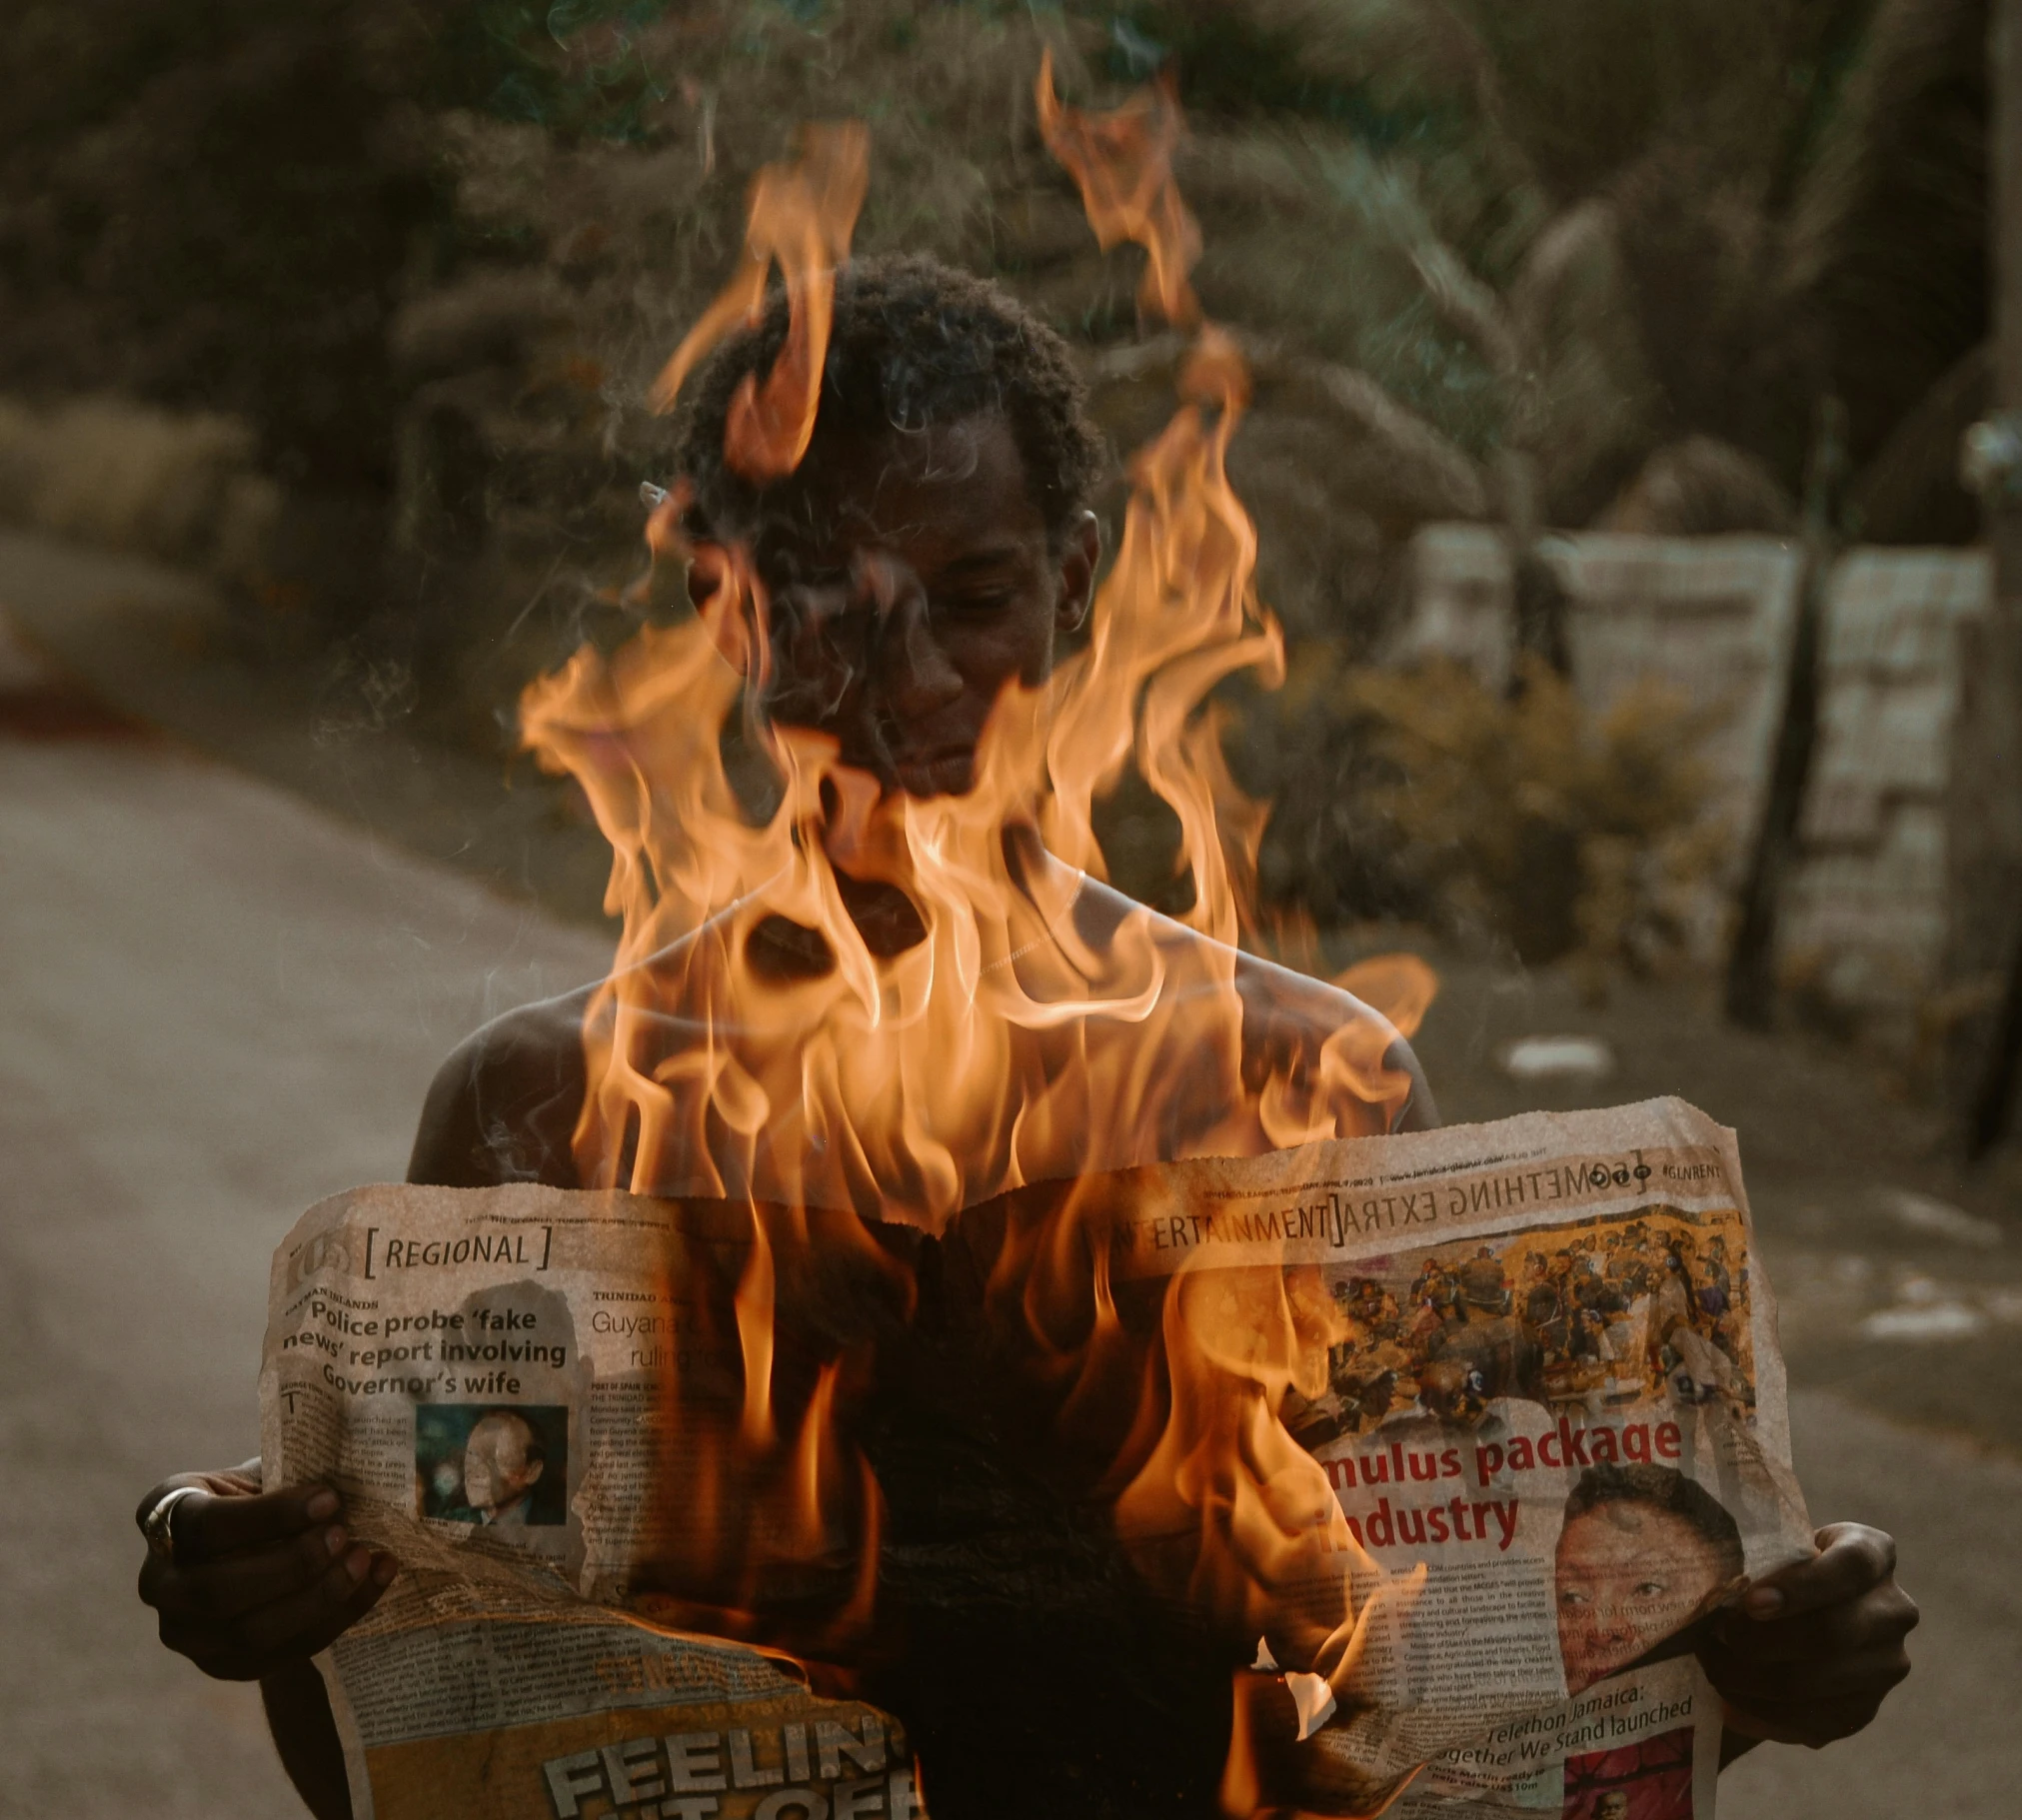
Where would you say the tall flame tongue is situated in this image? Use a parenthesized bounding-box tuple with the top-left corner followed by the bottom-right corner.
(649, 120, 870, 480)
(520, 63, 1428, 1812)
(1034, 48, 1202, 328)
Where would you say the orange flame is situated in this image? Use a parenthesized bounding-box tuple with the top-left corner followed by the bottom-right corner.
(618, 1203, 901, 1674)
(649, 120, 871, 480)
(1035, 48, 1201, 327)
(1333, 952, 1438, 1042)
(522, 58, 1437, 1812)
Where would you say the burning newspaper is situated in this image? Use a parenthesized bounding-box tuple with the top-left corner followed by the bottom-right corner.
(262, 1097, 1808, 1819)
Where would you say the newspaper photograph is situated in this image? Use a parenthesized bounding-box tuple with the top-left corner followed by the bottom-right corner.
(1392, 1658, 1723, 1820)
(261, 1096, 1808, 1818)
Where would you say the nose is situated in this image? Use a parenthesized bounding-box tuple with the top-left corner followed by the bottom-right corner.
(863, 557, 963, 719)
(1593, 1602, 1640, 1653)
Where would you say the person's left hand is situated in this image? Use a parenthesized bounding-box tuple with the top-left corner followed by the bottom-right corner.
(1697, 1522, 1917, 1749)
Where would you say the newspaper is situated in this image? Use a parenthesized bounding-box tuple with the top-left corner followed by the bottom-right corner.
(262, 1097, 1807, 1818)
(1008, 1094, 1813, 1814)
(261, 1194, 920, 1820)
(1388, 1657, 1723, 1820)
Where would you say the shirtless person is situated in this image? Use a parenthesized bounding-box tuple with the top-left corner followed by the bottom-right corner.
(135, 256, 1916, 1816)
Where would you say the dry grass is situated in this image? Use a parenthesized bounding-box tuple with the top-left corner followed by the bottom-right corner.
(0, 394, 277, 571)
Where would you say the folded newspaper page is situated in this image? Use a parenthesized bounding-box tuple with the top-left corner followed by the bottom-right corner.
(261, 1097, 1807, 1819)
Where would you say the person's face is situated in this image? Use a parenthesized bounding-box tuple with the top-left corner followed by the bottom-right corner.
(711, 413, 1099, 799)
(1594, 1794, 1629, 1820)
(461, 1415, 543, 1513)
(1554, 1502, 1729, 1692)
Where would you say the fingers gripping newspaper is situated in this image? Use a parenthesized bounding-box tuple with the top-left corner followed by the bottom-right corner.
(262, 1099, 1810, 1819)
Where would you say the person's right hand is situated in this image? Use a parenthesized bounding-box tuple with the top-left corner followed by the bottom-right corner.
(137, 1464, 399, 1681)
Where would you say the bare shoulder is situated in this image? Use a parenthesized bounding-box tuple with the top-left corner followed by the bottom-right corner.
(1067, 877, 1439, 1132)
(1230, 943, 1440, 1133)
(407, 984, 597, 1188)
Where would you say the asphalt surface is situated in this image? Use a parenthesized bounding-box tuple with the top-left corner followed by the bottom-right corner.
(0, 610, 610, 1815)
(2, 534, 2018, 1816)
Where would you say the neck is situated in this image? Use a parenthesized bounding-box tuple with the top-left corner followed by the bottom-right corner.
(749, 819, 1056, 975)
(832, 869, 928, 955)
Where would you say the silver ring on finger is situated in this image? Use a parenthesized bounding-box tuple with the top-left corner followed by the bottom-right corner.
(141, 1486, 206, 1565)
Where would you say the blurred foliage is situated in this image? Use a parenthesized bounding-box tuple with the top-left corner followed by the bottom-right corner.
(0, 0, 1989, 548)
(0, 394, 273, 569)
(0, 2, 439, 492)
(0, 0, 1992, 960)
(1241, 652, 1726, 972)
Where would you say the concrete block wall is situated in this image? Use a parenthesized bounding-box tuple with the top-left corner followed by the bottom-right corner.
(1399, 526, 1804, 906)
(1779, 549, 1990, 1046)
(1400, 527, 1988, 1042)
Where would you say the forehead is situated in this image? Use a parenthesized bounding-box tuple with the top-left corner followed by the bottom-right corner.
(762, 413, 1044, 563)
(1562, 1502, 1694, 1557)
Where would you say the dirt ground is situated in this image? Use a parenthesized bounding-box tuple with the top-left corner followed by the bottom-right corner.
(4, 527, 2018, 1816)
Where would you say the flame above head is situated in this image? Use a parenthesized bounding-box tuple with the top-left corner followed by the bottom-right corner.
(1034, 48, 1202, 328)
(521, 57, 1438, 1812)
(649, 120, 871, 480)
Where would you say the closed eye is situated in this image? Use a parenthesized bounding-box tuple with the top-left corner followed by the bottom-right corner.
(932, 545, 1032, 614)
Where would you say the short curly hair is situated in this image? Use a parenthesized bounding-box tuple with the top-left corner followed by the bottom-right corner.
(668, 253, 1106, 548)
(1562, 1464, 1745, 1575)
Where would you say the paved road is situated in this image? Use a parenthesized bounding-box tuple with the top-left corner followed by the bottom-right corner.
(2, 594, 2015, 1817)
(1721, 1390, 2022, 1819)
(0, 612, 609, 1815)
